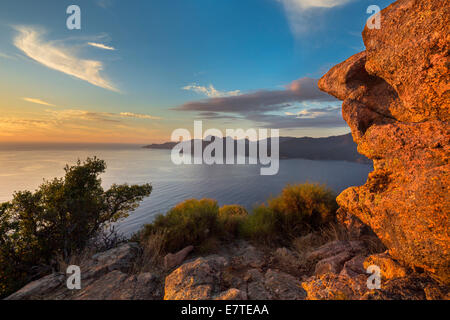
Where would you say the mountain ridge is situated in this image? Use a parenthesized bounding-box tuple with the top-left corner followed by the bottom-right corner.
(143, 133, 371, 164)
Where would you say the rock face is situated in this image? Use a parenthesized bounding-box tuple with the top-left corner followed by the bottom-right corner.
(5, 243, 163, 300)
(318, 0, 450, 283)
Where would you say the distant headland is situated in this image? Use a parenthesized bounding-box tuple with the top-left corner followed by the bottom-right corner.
(143, 133, 371, 164)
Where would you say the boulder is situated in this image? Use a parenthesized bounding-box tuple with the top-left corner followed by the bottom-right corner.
(302, 273, 368, 300)
(5, 243, 162, 300)
(340, 255, 366, 278)
(314, 251, 353, 276)
(164, 255, 228, 300)
(263, 269, 306, 300)
(163, 245, 194, 270)
(245, 268, 306, 300)
(5, 273, 65, 300)
(362, 274, 450, 300)
(83, 242, 140, 279)
(75, 270, 161, 300)
(214, 288, 247, 300)
(318, 0, 450, 283)
(364, 252, 408, 280)
(306, 240, 366, 262)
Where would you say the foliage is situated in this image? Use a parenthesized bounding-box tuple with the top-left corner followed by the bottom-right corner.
(137, 183, 338, 252)
(267, 183, 338, 234)
(0, 157, 151, 298)
(239, 205, 279, 244)
(137, 198, 219, 253)
(241, 183, 337, 244)
(217, 205, 248, 238)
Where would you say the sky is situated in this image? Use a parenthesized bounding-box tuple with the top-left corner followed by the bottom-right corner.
(0, 0, 395, 143)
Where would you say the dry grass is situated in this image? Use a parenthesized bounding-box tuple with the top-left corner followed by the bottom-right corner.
(293, 223, 350, 254)
(56, 246, 97, 273)
(318, 223, 351, 243)
(131, 230, 167, 274)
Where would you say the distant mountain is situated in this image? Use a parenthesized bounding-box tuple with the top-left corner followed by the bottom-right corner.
(143, 133, 371, 164)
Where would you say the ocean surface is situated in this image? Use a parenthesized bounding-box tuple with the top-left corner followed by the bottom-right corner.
(0, 143, 373, 236)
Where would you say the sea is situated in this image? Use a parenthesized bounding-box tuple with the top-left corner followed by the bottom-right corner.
(0, 143, 372, 236)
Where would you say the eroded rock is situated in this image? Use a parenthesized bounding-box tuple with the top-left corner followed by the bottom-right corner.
(164, 255, 228, 300)
(5, 273, 65, 300)
(319, 0, 450, 283)
(164, 245, 194, 270)
(364, 252, 408, 280)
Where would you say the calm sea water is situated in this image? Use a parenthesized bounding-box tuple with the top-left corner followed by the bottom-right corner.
(0, 144, 372, 236)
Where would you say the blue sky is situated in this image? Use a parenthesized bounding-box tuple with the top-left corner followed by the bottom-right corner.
(0, 0, 395, 143)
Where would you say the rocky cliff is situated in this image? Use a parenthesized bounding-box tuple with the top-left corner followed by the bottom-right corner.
(319, 0, 449, 283)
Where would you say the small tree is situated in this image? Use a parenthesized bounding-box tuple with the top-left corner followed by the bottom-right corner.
(0, 157, 151, 297)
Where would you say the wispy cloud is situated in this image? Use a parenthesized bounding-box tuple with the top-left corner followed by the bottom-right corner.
(277, 0, 353, 35)
(13, 26, 118, 92)
(119, 112, 161, 120)
(88, 42, 116, 51)
(96, 0, 114, 8)
(22, 97, 56, 107)
(285, 106, 339, 119)
(279, 0, 352, 10)
(0, 51, 16, 60)
(247, 105, 345, 128)
(44, 109, 161, 122)
(182, 84, 241, 98)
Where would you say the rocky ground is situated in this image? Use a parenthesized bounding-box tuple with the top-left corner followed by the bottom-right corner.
(5, 238, 448, 300)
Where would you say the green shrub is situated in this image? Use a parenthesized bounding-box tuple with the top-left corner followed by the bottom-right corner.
(268, 183, 338, 235)
(239, 205, 279, 243)
(240, 183, 337, 244)
(0, 157, 151, 298)
(138, 198, 219, 253)
(218, 205, 248, 238)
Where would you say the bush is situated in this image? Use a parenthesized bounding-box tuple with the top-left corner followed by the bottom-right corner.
(138, 199, 219, 253)
(240, 183, 337, 244)
(218, 205, 248, 238)
(0, 157, 151, 298)
(268, 183, 338, 235)
(239, 205, 279, 244)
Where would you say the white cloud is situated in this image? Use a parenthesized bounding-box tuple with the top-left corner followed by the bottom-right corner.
(13, 26, 118, 92)
(285, 106, 340, 119)
(182, 84, 241, 98)
(119, 112, 161, 120)
(88, 42, 116, 51)
(279, 0, 351, 10)
(277, 0, 353, 35)
(22, 97, 56, 107)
